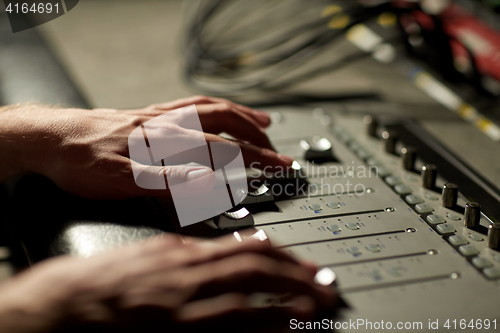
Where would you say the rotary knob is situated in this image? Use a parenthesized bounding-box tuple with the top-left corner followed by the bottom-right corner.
(214, 207, 254, 229)
(488, 224, 500, 251)
(401, 146, 417, 171)
(383, 131, 398, 155)
(464, 202, 481, 229)
(442, 183, 458, 208)
(421, 164, 437, 189)
(301, 137, 335, 163)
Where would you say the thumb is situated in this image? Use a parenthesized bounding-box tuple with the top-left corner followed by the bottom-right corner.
(130, 160, 216, 198)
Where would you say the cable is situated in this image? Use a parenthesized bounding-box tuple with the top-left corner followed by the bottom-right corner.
(182, 0, 394, 97)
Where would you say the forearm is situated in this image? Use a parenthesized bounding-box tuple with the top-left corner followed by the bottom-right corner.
(0, 104, 31, 181)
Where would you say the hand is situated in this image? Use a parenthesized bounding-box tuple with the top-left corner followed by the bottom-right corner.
(0, 233, 337, 333)
(0, 96, 293, 199)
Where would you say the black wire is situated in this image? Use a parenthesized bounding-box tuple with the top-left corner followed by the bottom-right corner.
(183, 0, 393, 96)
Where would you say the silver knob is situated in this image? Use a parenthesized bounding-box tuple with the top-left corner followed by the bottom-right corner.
(383, 131, 398, 155)
(488, 224, 500, 251)
(421, 164, 437, 189)
(402, 147, 417, 171)
(214, 208, 254, 229)
(442, 183, 458, 208)
(301, 137, 335, 163)
(464, 202, 481, 228)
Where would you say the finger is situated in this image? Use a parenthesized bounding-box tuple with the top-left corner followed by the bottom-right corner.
(180, 254, 335, 307)
(196, 99, 270, 128)
(204, 133, 293, 169)
(173, 293, 316, 330)
(196, 104, 274, 151)
(126, 160, 216, 199)
(152, 95, 222, 110)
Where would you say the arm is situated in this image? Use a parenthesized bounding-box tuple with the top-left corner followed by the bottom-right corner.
(0, 96, 292, 199)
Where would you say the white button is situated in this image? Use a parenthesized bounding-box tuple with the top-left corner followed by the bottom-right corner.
(327, 225, 340, 232)
(436, 223, 455, 234)
(448, 235, 468, 246)
(395, 184, 413, 195)
(426, 214, 445, 225)
(386, 176, 403, 186)
(367, 158, 382, 166)
(415, 203, 434, 214)
(469, 233, 484, 242)
(425, 193, 439, 201)
(406, 195, 424, 205)
(377, 167, 392, 177)
(309, 204, 322, 211)
(365, 244, 381, 253)
(447, 213, 461, 221)
(483, 267, 500, 279)
(347, 246, 361, 255)
(458, 244, 479, 256)
(345, 223, 359, 230)
(472, 257, 493, 269)
(326, 202, 340, 209)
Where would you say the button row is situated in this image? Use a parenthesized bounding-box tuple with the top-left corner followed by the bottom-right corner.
(309, 203, 341, 211)
(326, 223, 360, 232)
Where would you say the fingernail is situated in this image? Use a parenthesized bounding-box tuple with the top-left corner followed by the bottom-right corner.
(186, 168, 213, 190)
(233, 230, 268, 242)
(253, 110, 271, 125)
(314, 267, 336, 286)
(278, 154, 294, 166)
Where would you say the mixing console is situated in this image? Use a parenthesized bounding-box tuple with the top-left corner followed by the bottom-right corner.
(202, 106, 500, 332)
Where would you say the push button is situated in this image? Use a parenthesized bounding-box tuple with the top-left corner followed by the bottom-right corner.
(483, 267, 500, 279)
(406, 194, 424, 205)
(436, 223, 455, 234)
(426, 214, 445, 225)
(415, 203, 434, 214)
(447, 213, 461, 221)
(472, 257, 493, 269)
(448, 235, 468, 246)
(395, 184, 413, 195)
(347, 246, 361, 255)
(309, 204, 322, 211)
(345, 223, 359, 230)
(327, 225, 341, 232)
(386, 176, 403, 186)
(458, 244, 479, 256)
(365, 244, 381, 253)
(377, 167, 392, 177)
(469, 233, 484, 242)
(326, 202, 340, 209)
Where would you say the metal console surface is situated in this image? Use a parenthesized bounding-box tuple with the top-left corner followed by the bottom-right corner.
(204, 105, 500, 332)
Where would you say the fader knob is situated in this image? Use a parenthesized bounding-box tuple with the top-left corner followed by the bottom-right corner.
(301, 137, 335, 163)
(488, 224, 500, 251)
(464, 202, 481, 228)
(442, 183, 458, 208)
(401, 147, 417, 171)
(383, 131, 398, 155)
(214, 208, 254, 229)
(365, 116, 379, 138)
(421, 164, 437, 189)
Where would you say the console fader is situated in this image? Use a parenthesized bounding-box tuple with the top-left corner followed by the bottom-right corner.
(205, 106, 500, 332)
